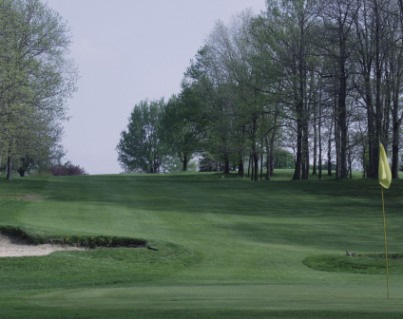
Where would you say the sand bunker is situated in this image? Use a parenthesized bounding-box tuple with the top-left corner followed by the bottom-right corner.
(0, 233, 84, 257)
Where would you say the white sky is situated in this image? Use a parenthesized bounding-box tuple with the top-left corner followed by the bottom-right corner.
(45, 0, 267, 174)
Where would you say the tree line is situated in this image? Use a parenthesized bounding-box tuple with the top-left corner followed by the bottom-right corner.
(118, 0, 403, 180)
(0, 0, 77, 180)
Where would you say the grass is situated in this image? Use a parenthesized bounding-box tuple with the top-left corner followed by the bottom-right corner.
(304, 254, 403, 275)
(0, 170, 402, 318)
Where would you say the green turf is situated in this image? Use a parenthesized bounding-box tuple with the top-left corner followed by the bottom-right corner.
(304, 253, 403, 275)
(0, 171, 403, 318)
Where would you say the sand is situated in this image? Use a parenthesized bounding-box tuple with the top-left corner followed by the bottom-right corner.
(0, 233, 84, 257)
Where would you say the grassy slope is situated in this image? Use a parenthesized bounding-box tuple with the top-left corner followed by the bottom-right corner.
(0, 172, 403, 318)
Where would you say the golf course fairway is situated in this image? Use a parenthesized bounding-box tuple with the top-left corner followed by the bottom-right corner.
(0, 172, 402, 318)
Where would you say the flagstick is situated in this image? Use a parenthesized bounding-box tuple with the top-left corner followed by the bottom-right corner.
(381, 187, 390, 300)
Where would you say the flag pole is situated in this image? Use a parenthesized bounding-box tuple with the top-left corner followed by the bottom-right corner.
(381, 186, 390, 300)
(378, 143, 392, 300)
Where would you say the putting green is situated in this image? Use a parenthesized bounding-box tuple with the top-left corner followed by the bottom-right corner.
(28, 283, 403, 313)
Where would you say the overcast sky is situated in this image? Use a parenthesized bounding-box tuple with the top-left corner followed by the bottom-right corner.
(45, 0, 267, 174)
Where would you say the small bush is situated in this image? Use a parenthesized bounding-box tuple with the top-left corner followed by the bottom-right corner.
(50, 162, 87, 176)
(198, 154, 225, 172)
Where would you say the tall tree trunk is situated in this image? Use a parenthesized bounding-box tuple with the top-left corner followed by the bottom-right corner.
(293, 114, 303, 180)
(182, 152, 188, 171)
(267, 108, 279, 179)
(250, 116, 259, 181)
(260, 137, 264, 180)
(354, 1, 375, 178)
(293, 7, 308, 181)
(269, 130, 276, 177)
(362, 142, 367, 179)
(391, 15, 403, 178)
(312, 97, 318, 176)
(337, 71, 348, 178)
(7, 154, 13, 182)
(250, 145, 259, 182)
(334, 98, 341, 178)
(253, 151, 258, 182)
(293, 75, 305, 180)
(365, 74, 377, 178)
(327, 117, 333, 176)
(302, 119, 309, 180)
(223, 152, 230, 175)
(238, 155, 244, 177)
(265, 136, 271, 181)
(392, 109, 402, 179)
(247, 154, 251, 178)
(318, 98, 323, 180)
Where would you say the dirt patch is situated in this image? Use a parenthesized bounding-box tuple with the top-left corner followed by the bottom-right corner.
(0, 233, 85, 257)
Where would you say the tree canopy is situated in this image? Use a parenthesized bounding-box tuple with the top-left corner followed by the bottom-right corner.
(118, 0, 403, 180)
(0, 0, 77, 179)
(117, 100, 166, 173)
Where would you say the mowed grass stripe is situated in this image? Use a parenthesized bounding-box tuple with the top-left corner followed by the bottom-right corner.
(28, 283, 403, 312)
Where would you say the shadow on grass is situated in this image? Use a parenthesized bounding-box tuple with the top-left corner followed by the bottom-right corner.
(0, 225, 147, 248)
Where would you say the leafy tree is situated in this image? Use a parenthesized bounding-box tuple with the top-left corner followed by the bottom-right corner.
(117, 99, 166, 173)
(187, 11, 279, 180)
(273, 149, 294, 169)
(315, 0, 360, 178)
(160, 85, 206, 172)
(185, 46, 237, 175)
(0, 0, 77, 181)
(250, 0, 318, 180)
(352, 0, 401, 178)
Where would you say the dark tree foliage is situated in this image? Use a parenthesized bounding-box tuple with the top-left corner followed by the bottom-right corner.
(50, 162, 86, 176)
(117, 100, 165, 173)
(160, 86, 206, 172)
(198, 153, 226, 172)
(273, 149, 294, 169)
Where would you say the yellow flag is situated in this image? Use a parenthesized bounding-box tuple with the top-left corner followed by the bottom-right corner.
(379, 143, 392, 189)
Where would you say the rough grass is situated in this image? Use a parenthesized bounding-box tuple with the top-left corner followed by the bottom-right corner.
(0, 171, 403, 318)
